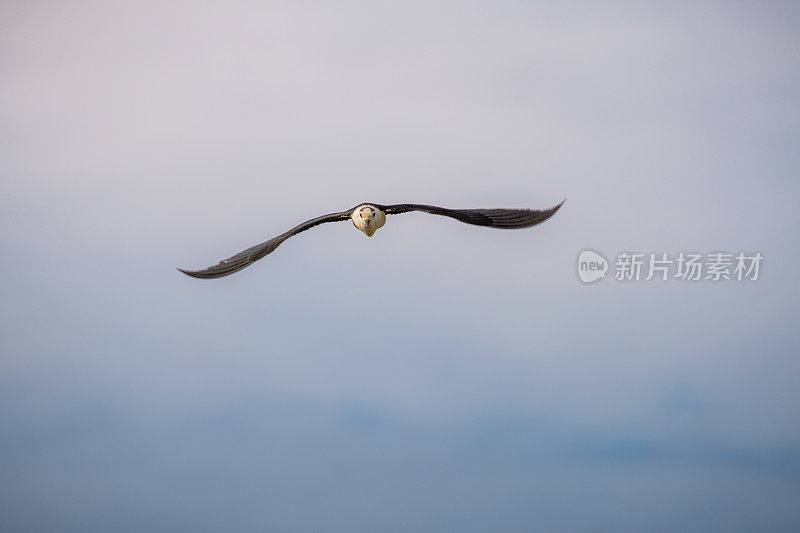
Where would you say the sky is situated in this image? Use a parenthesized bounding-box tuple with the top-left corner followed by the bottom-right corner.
(1, 1, 799, 531)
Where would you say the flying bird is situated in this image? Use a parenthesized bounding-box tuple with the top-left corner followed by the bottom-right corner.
(178, 200, 564, 279)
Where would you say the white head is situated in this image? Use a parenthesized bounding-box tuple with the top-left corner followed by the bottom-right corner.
(351, 204, 386, 237)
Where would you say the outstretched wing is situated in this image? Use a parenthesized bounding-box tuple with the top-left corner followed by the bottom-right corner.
(379, 200, 564, 229)
(178, 210, 352, 279)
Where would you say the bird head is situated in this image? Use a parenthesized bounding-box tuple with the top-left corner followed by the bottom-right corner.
(351, 204, 386, 237)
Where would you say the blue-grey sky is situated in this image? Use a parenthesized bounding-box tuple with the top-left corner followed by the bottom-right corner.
(1, 1, 799, 531)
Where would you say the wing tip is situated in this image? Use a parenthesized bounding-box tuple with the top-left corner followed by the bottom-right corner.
(501, 198, 564, 229)
(177, 257, 252, 279)
(545, 197, 566, 215)
(529, 198, 565, 226)
(177, 267, 208, 279)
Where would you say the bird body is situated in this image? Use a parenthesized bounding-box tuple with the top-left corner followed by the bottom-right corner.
(351, 204, 386, 236)
(179, 200, 564, 279)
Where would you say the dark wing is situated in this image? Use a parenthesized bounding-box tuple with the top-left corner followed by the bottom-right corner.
(379, 200, 564, 229)
(178, 210, 352, 279)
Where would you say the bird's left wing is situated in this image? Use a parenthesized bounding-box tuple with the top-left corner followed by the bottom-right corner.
(379, 200, 564, 229)
(178, 210, 352, 279)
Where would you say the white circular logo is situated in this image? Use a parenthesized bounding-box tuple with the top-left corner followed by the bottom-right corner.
(578, 250, 608, 283)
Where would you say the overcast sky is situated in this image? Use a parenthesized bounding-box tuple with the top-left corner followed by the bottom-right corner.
(2, 1, 799, 531)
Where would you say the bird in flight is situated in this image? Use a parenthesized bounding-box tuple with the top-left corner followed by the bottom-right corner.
(179, 200, 564, 279)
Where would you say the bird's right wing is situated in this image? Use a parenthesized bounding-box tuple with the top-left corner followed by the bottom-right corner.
(178, 210, 352, 279)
